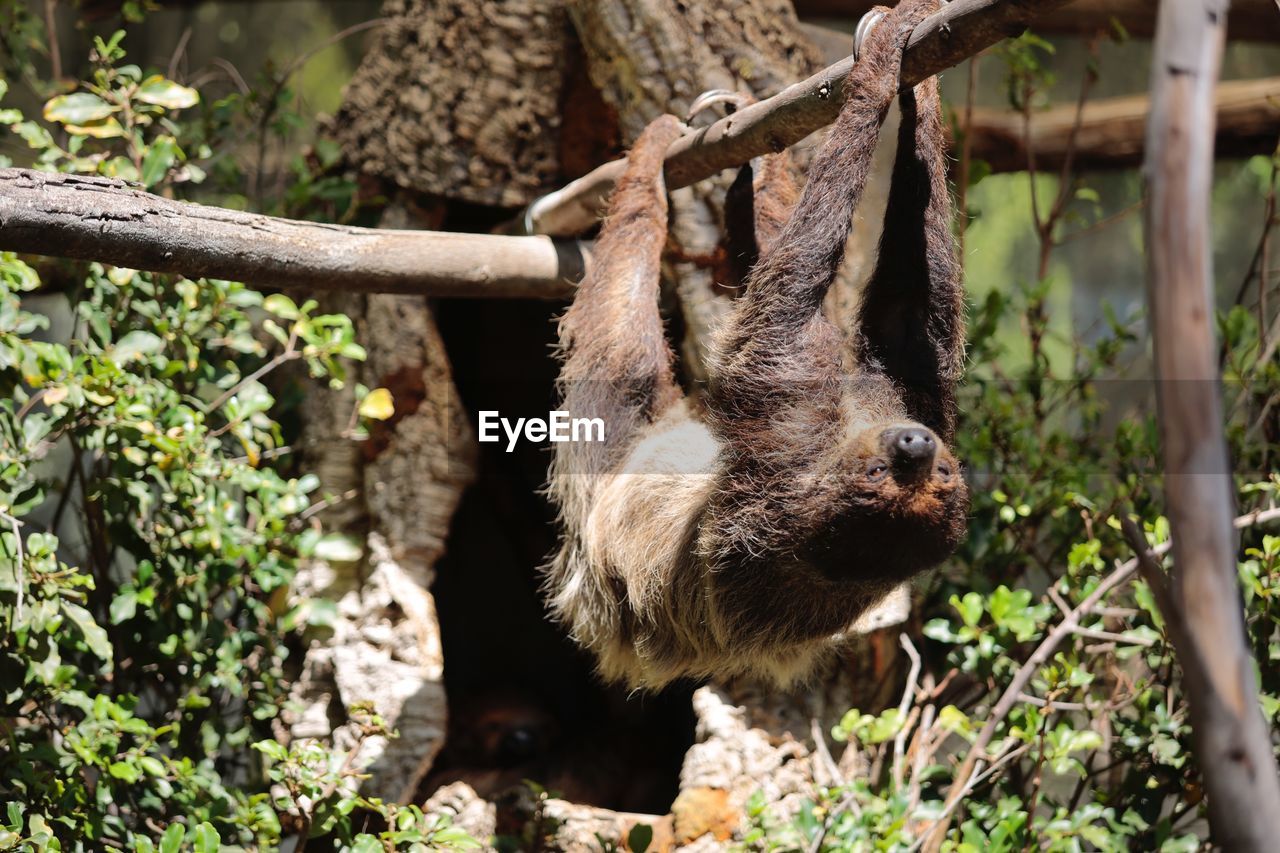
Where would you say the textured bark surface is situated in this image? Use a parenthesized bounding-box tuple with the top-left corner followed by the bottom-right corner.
(331, 0, 574, 207)
(287, 207, 477, 803)
(0, 169, 589, 298)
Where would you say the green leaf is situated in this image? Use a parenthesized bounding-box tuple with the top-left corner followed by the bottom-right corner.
(138, 756, 165, 777)
(348, 836, 382, 853)
(110, 589, 138, 624)
(108, 761, 140, 783)
(113, 330, 164, 362)
(135, 75, 199, 110)
(314, 533, 362, 563)
(62, 601, 112, 661)
(263, 294, 299, 320)
(44, 92, 116, 124)
(190, 822, 220, 853)
(159, 823, 185, 853)
(140, 135, 181, 188)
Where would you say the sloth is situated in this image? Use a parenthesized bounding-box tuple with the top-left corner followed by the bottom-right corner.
(546, 0, 967, 690)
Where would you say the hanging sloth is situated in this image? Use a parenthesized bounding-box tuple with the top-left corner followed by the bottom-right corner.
(546, 0, 967, 689)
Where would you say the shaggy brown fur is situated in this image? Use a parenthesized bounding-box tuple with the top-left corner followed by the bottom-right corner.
(547, 0, 967, 689)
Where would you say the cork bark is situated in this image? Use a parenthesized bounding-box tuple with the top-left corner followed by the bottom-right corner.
(330, 0, 574, 207)
(287, 204, 478, 803)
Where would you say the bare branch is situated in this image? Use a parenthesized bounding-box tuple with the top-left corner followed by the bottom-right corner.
(892, 634, 924, 790)
(523, 0, 1074, 237)
(793, 0, 1280, 43)
(0, 169, 588, 298)
(962, 75, 1280, 174)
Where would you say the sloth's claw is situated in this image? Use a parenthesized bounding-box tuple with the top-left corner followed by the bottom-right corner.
(853, 9, 886, 60)
(686, 89, 753, 122)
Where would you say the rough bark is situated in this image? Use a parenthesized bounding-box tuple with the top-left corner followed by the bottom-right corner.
(1142, 0, 1280, 847)
(286, 203, 478, 803)
(0, 169, 587, 298)
(329, 0, 574, 207)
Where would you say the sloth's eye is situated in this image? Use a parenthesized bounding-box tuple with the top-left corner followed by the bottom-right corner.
(867, 460, 889, 481)
(936, 461, 953, 479)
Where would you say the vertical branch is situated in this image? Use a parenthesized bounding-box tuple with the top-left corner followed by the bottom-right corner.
(1143, 0, 1280, 847)
(43, 0, 62, 82)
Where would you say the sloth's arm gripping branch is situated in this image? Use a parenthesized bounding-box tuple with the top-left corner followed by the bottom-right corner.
(523, 0, 1074, 238)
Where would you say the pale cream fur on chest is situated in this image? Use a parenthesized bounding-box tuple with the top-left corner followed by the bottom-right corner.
(583, 402, 719, 609)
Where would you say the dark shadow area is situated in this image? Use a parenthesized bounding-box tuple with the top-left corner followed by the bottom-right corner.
(424, 296, 695, 814)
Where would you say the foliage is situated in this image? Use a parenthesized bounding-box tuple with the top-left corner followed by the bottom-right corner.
(742, 39, 1280, 853)
(0, 30, 473, 853)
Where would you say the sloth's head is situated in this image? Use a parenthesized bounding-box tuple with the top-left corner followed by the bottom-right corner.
(803, 421, 968, 583)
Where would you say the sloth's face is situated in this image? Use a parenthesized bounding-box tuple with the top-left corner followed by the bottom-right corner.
(853, 423, 964, 508)
(803, 420, 968, 583)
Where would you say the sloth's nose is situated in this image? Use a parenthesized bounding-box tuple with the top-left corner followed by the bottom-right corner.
(882, 427, 937, 473)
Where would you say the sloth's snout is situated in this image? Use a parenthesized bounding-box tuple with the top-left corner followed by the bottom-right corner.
(882, 427, 937, 479)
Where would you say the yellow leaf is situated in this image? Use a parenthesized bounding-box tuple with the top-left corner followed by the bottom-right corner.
(358, 388, 395, 421)
(64, 117, 125, 139)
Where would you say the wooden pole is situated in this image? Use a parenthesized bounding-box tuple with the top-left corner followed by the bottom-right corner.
(1143, 0, 1280, 847)
(795, 0, 1280, 42)
(0, 169, 585, 298)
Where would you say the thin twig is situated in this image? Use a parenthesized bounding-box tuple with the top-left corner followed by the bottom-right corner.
(296, 488, 360, 524)
(908, 744, 1031, 853)
(893, 634, 924, 789)
(253, 19, 385, 207)
(810, 716, 843, 787)
(1070, 624, 1156, 646)
(1057, 199, 1145, 244)
(168, 27, 194, 81)
(207, 325, 298, 421)
(921, 506, 1280, 850)
(43, 0, 61, 83)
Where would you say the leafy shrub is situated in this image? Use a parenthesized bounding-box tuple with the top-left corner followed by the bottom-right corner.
(0, 32, 476, 852)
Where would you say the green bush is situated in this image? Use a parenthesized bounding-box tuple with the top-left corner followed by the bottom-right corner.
(0, 32, 476, 852)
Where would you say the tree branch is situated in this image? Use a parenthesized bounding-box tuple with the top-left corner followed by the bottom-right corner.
(794, 0, 1280, 43)
(523, 0, 1074, 236)
(0, 169, 587, 298)
(1141, 0, 1280, 844)
(962, 75, 1280, 174)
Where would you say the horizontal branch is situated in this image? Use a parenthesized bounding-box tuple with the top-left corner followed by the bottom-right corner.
(964, 75, 1280, 173)
(0, 169, 585, 298)
(795, 0, 1280, 42)
(524, 0, 1073, 236)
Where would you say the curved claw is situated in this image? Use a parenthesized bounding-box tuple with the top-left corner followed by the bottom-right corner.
(853, 9, 885, 60)
(686, 88, 754, 122)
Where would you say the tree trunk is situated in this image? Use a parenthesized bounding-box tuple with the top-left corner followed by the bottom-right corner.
(1140, 0, 1280, 846)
